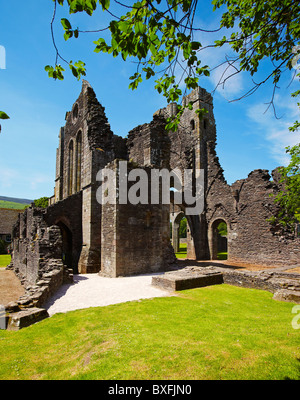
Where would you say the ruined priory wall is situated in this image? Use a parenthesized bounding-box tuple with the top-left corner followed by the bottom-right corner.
(11, 207, 64, 287)
(206, 143, 300, 266)
(127, 115, 170, 169)
(0, 208, 23, 236)
(101, 162, 176, 277)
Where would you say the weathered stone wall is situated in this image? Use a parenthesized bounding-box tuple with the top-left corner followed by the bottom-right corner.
(0, 208, 24, 237)
(101, 161, 176, 277)
(127, 114, 170, 169)
(45, 192, 83, 273)
(8, 198, 82, 315)
(205, 141, 300, 266)
(53, 81, 128, 273)
(11, 207, 63, 285)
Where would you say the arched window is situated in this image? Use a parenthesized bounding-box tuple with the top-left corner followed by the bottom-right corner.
(75, 131, 82, 192)
(72, 103, 79, 122)
(68, 140, 74, 196)
(190, 119, 195, 131)
(171, 211, 188, 256)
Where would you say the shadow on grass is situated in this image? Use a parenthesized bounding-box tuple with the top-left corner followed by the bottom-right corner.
(284, 358, 300, 380)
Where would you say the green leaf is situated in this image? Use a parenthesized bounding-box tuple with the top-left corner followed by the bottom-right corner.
(191, 41, 201, 50)
(134, 21, 146, 35)
(64, 30, 73, 41)
(0, 111, 10, 120)
(61, 18, 72, 30)
(99, 0, 110, 11)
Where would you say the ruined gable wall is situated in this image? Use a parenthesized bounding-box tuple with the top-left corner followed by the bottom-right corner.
(62, 82, 114, 195)
(206, 142, 300, 266)
(54, 81, 128, 273)
(228, 169, 299, 266)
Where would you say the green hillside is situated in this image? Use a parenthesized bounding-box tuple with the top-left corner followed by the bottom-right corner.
(0, 200, 27, 210)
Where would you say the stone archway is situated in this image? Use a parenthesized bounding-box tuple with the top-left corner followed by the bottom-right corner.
(170, 211, 186, 253)
(56, 221, 77, 274)
(209, 218, 228, 260)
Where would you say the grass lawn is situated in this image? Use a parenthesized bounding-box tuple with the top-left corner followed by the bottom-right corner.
(175, 244, 228, 261)
(175, 243, 187, 258)
(0, 255, 11, 268)
(0, 284, 299, 380)
(217, 252, 228, 260)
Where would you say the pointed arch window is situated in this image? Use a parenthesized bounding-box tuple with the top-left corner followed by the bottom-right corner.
(75, 131, 82, 192)
(190, 119, 195, 131)
(68, 140, 74, 196)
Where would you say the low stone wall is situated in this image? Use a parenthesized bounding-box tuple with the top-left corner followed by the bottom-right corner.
(152, 266, 300, 303)
(2, 207, 74, 330)
(221, 269, 300, 294)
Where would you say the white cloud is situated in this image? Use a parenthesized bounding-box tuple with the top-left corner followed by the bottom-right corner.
(29, 173, 52, 190)
(0, 168, 19, 189)
(209, 62, 244, 98)
(247, 96, 300, 166)
(193, 23, 245, 99)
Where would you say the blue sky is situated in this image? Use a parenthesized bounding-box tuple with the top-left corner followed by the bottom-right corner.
(0, 0, 299, 200)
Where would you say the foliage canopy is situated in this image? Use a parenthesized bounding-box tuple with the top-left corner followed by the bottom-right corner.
(47, 0, 300, 129)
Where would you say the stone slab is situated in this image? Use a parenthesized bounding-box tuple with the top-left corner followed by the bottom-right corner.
(152, 267, 224, 291)
(6, 308, 49, 331)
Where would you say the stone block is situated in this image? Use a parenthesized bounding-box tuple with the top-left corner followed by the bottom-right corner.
(6, 308, 49, 331)
(273, 289, 300, 304)
(152, 267, 224, 291)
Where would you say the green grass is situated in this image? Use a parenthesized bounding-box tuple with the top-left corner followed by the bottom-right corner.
(0, 284, 299, 380)
(0, 255, 11, 268)
(175, 243, 187, 258)
(0, 200, 27, 210)
(217, 252, 228, 260)
(175, 245, 228, 261)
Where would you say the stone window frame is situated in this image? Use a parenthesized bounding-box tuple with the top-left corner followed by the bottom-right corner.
(72, 103, 79, 123)
(75, 130, 82, 193)
(68, 139, 74, 196)
(5, 234, 11, 243)
(190, 119, 195, 131)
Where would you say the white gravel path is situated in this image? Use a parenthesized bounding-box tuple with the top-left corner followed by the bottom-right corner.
(44, 273, 171, 316)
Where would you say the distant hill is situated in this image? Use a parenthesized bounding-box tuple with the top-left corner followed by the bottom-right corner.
(0, 196, 33, 205)
(0, 196, 33, 210)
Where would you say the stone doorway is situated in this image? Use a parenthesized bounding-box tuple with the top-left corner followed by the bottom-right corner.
(209, 219, 228, 260)
(57, 222, 77, 274)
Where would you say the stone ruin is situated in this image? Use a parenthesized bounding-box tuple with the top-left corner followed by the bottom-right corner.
(3, 81, 300, 329)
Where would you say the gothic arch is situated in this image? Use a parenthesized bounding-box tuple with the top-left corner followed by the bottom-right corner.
(208, 217, 229, 260)
(68, 139, 74, 196)
(75, 130, 82, 192)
